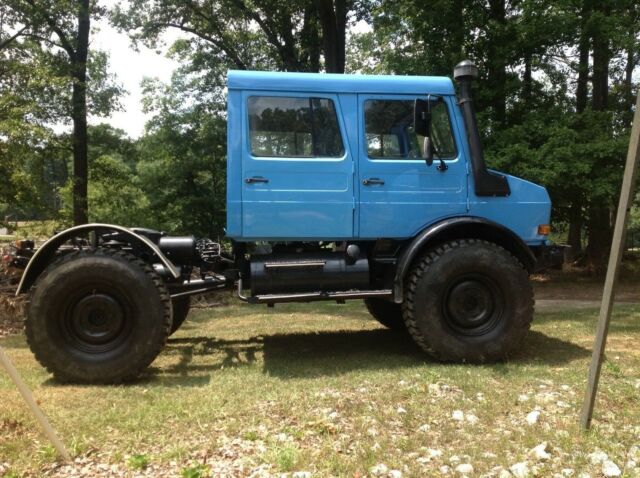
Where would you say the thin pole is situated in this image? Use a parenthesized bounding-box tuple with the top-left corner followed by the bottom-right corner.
(580, 90, 640, 429)
(0, 346, 71, 461)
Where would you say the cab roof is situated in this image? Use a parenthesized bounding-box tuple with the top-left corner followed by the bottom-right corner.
(227, 70, 455, 96)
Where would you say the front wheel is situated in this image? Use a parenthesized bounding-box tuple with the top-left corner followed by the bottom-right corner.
(402, 239, 533, 362)
(25, 249, 172, 383)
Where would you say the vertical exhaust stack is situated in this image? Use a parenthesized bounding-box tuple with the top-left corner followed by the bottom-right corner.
(454, 60, 510, 197)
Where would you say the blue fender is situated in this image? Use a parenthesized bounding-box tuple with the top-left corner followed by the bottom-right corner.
(16, 223, 180, 296)
(392, 216, 537, 302)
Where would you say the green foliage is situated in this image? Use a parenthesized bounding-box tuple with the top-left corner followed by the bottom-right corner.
(59, 154, 150, 227)
(180, 463, 210, 478)
(127, 454, 150, 470)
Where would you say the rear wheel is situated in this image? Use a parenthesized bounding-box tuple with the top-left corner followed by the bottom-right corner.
(364, 298, 406, 331)
(25, 249, 172, 383)
(170, 297, 191, 335)
(402, 239, 533, 362)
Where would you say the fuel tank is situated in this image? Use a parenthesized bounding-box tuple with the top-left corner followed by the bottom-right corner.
(250, 252, 369, 295)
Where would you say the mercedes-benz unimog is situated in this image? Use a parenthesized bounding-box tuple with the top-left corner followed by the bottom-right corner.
(15, 60, 552, 383)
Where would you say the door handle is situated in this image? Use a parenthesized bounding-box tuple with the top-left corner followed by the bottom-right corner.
(362, 178, 385, 186)
(245, 176, 269, 184)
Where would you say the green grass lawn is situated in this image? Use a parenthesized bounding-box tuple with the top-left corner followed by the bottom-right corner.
(1, 300, 639, 477)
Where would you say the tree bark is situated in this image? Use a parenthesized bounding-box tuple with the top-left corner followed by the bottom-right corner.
(487, 0, 507, 126)
(585, 1, 612, 272)
(72, 0, 90, 225)
(316, 0, 347, 73)
(575, 2, 590, 114)
(568, 202, 583, 255)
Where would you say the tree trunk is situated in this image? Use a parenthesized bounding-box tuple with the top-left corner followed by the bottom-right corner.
(586, 207, 612, 273)
(72, 0, 90, 225)
(585, 2, 611, 271)
(301, 2, 321, 72)
(575, 2, 590, 114)
(487, 0, 507, 126)
(522, 52, 532, 104)
(316, 0, 347, 73)
(568, 202, 583, 255)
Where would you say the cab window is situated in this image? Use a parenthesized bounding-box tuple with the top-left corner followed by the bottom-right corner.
(364, 99, 456, 159)
(248, 96, 344, 158)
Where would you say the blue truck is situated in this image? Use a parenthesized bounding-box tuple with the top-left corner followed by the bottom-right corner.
(16, 60, 551, 383)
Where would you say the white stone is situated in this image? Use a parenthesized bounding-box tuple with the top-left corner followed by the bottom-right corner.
(602, 460, 621, 477)
(275, 433, 291, 442)
(417, 424, 431, 432)
(561, 469, 574, 477)
(518, 394, 530, 402)
(526, 410, 540, 425)
(578, 474, 590, 478)
(510, 462, 530, 478)
(397, 406, 407, 414)
(388, 470, 403, 478)
(452, 410, 465, 421)
(498, 470, 513, 478)
(530, 442, 551, 461)
(439, 465, 451, 474)
(626, 460, 637, 469)
(292, 473, 312, 478)
(588, 450, 609, 465)
(370, 463, 389, 476)
(455, 463, 474, 475)
(466, 414, 479, 425)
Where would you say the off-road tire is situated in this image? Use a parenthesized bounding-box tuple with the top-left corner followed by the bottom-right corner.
(402, 239, 533, 362)
(25, 249, 172, 383)
(364, 298, 406, 331)
(170, 297, 191, 335)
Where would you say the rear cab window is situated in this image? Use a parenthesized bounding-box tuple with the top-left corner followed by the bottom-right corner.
(248, 96, 344, 158)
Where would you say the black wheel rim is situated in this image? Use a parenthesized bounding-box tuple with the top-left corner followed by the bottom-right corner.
(60, 285, 134, 354)
(442, 273, 504, 336)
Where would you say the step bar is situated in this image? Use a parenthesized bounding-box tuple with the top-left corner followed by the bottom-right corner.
(236, 279, 392, 305)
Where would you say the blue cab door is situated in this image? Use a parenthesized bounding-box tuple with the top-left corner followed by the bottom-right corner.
(357, 94, 468, 238)
(240, 92, 354, 239)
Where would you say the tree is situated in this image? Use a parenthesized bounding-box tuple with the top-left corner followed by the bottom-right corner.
(113, 0, 369, 74)
(1, 0, 122, 225)
(355, 0, 638, 272)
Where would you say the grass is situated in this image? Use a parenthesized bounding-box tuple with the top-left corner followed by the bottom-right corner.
(1, 299, 639, 476)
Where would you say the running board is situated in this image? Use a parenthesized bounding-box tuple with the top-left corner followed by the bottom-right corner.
(236, 282, 393, 305)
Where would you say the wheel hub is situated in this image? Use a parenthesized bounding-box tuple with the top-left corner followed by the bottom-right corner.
(70, 294, 125, 345)
(444, 275, 503, 335)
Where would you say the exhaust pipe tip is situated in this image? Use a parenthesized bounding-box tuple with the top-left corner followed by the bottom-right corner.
(454, 60, 478, 82)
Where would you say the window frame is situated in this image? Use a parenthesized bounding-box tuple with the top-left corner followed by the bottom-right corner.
(361, 95, 459, 162)
(245, 93, 347, 160)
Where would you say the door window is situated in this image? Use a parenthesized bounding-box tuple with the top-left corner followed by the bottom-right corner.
(364, 99, 456, 159)
(248, 96, 344, 158)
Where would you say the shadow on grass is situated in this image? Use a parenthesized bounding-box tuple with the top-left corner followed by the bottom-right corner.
(135, 328, 590, 385)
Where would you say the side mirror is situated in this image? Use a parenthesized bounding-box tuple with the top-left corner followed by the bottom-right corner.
(414, 98, 433, 166)
(423, 136, 433, 166)
(413, 98, 429, 136)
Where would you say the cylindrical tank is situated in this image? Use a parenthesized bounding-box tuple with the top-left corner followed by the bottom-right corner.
(250, 252, 369, 295)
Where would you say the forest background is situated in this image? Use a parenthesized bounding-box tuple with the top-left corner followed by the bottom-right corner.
(1, 0, 639, 271)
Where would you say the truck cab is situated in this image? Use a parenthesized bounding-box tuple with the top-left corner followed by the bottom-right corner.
(226, 69, 550, 245)
(17, 61, 552, 384)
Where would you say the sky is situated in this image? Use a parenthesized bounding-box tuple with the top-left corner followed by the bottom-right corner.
(89, 19, 182, 138)
(90, 16, 373, 139)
